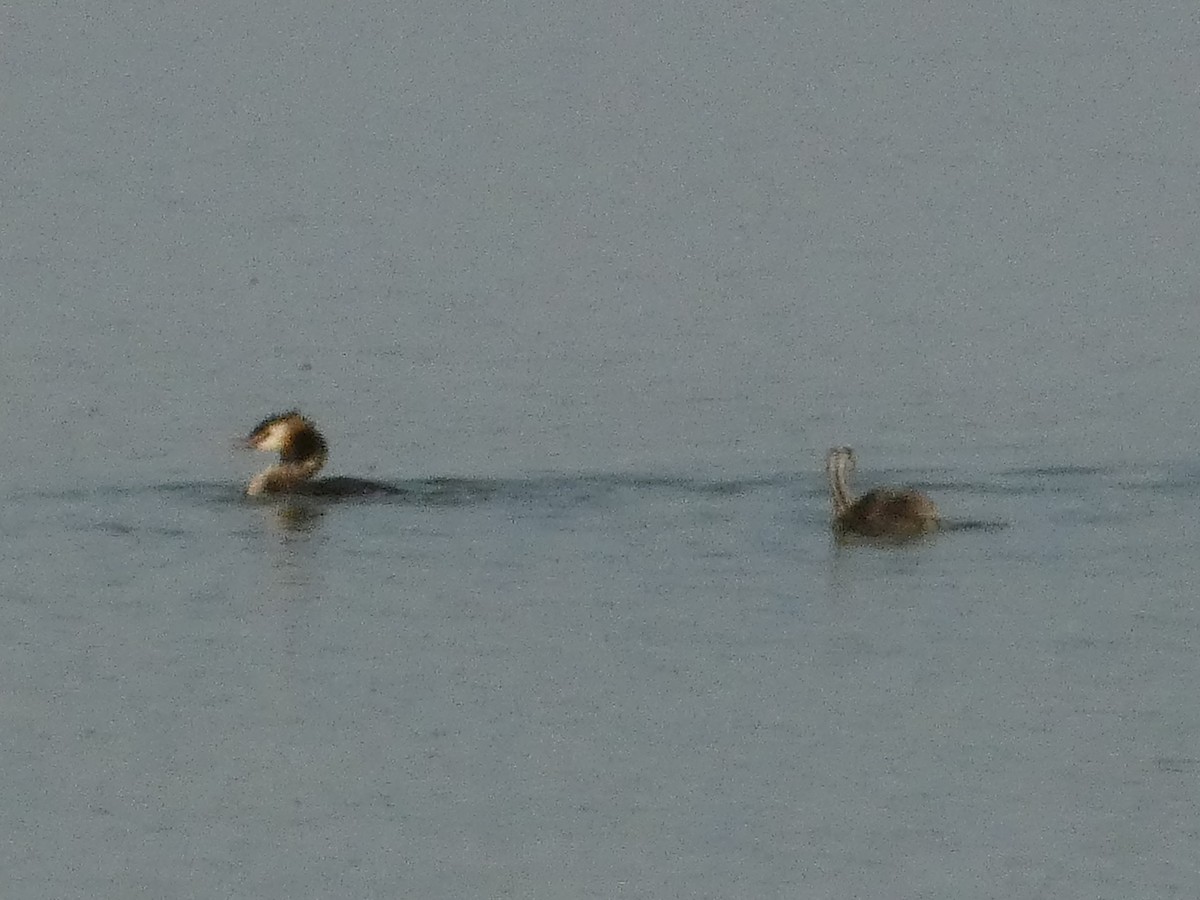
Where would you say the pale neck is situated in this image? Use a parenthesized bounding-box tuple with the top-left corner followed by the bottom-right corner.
(827, 450, 855, 515)
(247, 453, 327, 495)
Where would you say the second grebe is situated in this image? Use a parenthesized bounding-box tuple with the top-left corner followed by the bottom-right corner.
(243, 411, 399, 497)
(826, 446, 939, 538)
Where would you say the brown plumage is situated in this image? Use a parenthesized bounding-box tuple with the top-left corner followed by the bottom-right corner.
(243, 411, 329, 495)
(242, 411, 401, 497)
(826, 446, 939, 539)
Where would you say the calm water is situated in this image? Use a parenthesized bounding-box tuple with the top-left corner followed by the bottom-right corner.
(2, 1, 1200, 897)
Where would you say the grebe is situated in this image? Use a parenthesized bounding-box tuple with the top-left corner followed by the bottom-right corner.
(243, 411, 399, 497)
(826, 447, 939, 538)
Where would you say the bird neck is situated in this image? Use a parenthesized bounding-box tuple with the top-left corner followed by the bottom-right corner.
(827, 450, 855, 516)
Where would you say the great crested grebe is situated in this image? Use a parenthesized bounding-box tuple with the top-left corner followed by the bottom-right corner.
(242, 411, 399, 497)
(826, 446, 939, 538)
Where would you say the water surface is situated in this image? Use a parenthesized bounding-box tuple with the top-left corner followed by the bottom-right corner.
(2, 1, 1199, 897)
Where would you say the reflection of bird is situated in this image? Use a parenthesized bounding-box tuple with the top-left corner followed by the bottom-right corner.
(826, 447, 939, 538)
(243, 411, 397, 497)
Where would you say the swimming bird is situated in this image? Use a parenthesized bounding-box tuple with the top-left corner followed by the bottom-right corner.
(826, 446, 939, 538)
(242, 411, 398, 497)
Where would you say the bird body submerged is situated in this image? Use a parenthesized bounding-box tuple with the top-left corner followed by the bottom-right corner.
(243, 411, 398, 497)
(826, 447, 939, 538)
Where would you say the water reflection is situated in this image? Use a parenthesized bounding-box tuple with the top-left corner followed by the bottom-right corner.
(268, 500, 327, 534)
(250, 499, 326, 605)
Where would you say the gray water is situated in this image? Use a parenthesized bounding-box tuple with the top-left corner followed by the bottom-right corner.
(2, 1, 1200, 897)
